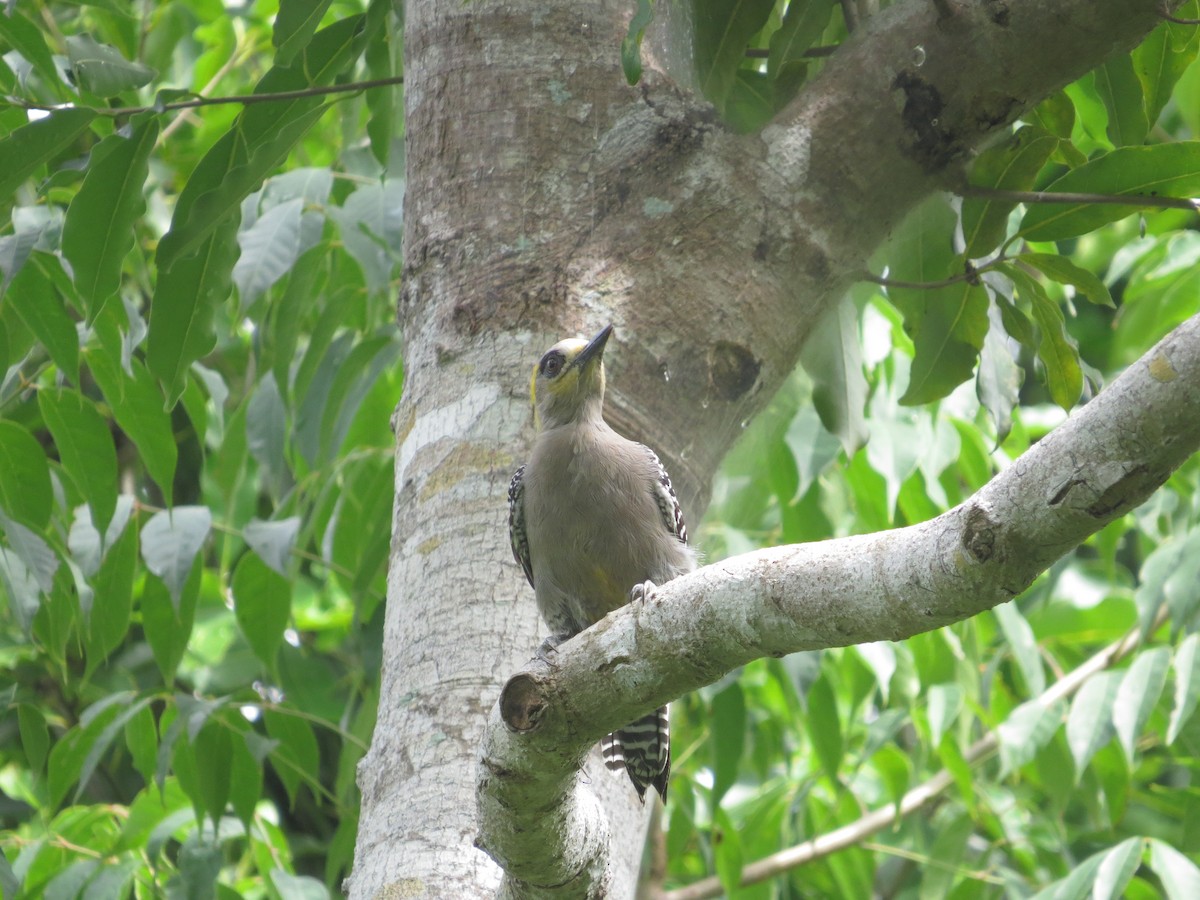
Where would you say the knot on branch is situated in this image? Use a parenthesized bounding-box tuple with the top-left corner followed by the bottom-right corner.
(708, 340, 761, 401)
(500, 672, 551, 733)
(962, 503, 998, 563)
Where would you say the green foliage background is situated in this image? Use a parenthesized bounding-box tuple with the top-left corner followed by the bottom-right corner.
(0, 0, 1199, 897)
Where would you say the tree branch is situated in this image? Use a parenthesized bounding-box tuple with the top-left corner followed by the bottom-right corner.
(476, 314, 1200, 893)
(957, 183, 1200, 213)
(7, 76, 404, 117)
(659, 610, 1162, 899)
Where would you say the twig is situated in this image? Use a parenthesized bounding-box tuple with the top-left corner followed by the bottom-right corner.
(744, 45, 840, 59)
(1159, 2, 1200, 25)
(6, 76, 405, 118)
(863, 255, 1007, 291)
(659, 610, 1163, 900)
(958, 183, 1200, 212)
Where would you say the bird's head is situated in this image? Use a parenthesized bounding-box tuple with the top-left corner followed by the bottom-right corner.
(530, 324, 613, 430)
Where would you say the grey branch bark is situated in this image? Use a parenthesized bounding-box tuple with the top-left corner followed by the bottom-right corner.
(479, 316, 1200, 894)
(350, 0, 1184, 895)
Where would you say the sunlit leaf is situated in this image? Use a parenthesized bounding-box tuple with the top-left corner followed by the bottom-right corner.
(1113, 647, 1169, 761)
(62, 114, 159, 318)
(1066, 670, 1121, 778)
(1019, 142, 1200, 241)
(140, 507, 212, 608)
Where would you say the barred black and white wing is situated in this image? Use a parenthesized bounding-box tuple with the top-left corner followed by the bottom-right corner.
(643, 446, 688, 544)
(508, 465, 534, 588)
(602, 706, 670, 803)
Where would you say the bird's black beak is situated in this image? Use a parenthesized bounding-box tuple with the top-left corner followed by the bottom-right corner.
(573, 324, 613, 371)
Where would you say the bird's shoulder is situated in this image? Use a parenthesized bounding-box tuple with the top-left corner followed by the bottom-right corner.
(507, 465, 534, 588)
(634, 443, 688, 545)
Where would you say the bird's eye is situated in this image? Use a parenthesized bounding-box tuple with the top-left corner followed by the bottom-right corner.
(541, 353, 564, 377)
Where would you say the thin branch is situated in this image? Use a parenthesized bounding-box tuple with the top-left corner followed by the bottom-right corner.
(1159, 2, 1200, 25)
(6, 76, 405, 118)
(958, 183, 1200, 212)
(744, 45, 840, 59)
(862, 255, 1008, 291)
(659, 611, 1161, 900)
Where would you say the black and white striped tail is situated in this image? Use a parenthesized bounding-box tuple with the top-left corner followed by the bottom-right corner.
(602, 705, 670, 802)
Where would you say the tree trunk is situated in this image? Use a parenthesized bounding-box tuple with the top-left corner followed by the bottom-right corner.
(349, 0, 1176, 895)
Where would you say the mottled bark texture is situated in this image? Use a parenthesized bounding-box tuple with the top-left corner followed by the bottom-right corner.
(350, 0, 1182, 896)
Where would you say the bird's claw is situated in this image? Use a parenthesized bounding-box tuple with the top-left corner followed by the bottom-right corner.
(630, 580, 658, 605)
(535, 632, 571, 664)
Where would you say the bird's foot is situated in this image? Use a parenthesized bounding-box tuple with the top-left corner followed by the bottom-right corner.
(535, 632, 572, 664)
(630, 580, 658, 605)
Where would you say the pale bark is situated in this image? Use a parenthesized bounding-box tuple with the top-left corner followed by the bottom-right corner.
(350, 0, 1182, 896)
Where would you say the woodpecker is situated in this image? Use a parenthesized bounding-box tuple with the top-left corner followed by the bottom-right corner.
(508, 324, 696, 802)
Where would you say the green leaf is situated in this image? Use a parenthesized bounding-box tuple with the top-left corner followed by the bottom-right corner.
(0, 421, 51, 528)
(232, 552, 291, 667)
(994, 601, 1045, 696)
(1095, 838, 1146, 900)
(1113, 647, 1169, 761)
(710, 683, 745, 807)
(1133, 9, 1200, 129)
(0, 109, 95, 200)
(6, 260, 80, 384)
(1004, 264, 1082, 410)
(269, 870, 327, 900)
(142, 564, 199, 684)
(0, 545, 42, 634)
(1148, 839, 1200, 900)
(1168, 633, 1200, 744)
(228, 723, 264, 827)
(1021, 252, 1115, 307)
(233, 196, 303, 306)
(264, 709, 320, 809)
(998, 699, 1064, 776)
(62, 114, 159, 318)
(926, 684, 962, 747)
(76, 695, 154, 804)
(85, 512, 136, 678)
(976, 294, 1021, 443)
(18, 703, 50, 772)
(768, 0, 834, 81)
(140, 507, 212, 609)
(1019, 143, 1200, 241)
(0, 9, 64, 94)
(622, 0, 655, 85)
(806, 676, 842, 783)
(86, 354, 178, 503)
(247, 372, 289, 495)
(692, 0, 775, 114)
(856, 642, 896, 703)
(330, 454, 392, 603)
(919, 812, 971, 900)
(962, 125, 1058, 257)
(38, 388, 119, 536)
(244, 517, 301, 577)
(124, 702, 158, 788)
(1024, 90, 1075, 139)
(800, 301, 868, 455)
(1093, 57, 1149, 147)
(274, 0, 335, 66)
(191, 720, 233, 828)
(65, 35, 156, 96)
(711, 806, 744, 897)
(155, 16, 365, 272)
(900, 283, 989, 406)
(1065, 670, 1121, 779)
(146, 221, 237, 406)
